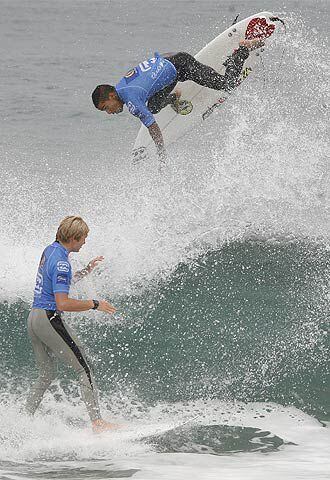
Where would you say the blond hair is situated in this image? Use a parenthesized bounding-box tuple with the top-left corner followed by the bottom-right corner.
(56, 216, 89, 243)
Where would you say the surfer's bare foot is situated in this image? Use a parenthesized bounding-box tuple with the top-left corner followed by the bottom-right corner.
(92, 418, 121, 434)
(174, 88, 182, 99)
(239, 38, 265, 50)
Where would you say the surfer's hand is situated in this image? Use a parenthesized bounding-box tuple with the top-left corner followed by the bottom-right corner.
(158, 148, 167, 164)
(72, 257, 104, 284)
(87, 256, 104, 273)
(97, 300, 117, 314)
(174, 88, 182, 100)
(239, 38, 264, 50)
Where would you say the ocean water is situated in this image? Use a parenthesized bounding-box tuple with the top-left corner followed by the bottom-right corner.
(0, 0, 329, 479)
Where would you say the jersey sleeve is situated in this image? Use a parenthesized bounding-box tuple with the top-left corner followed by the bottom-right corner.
(128, 101, 155, 127)
(51, 259, 72, 294)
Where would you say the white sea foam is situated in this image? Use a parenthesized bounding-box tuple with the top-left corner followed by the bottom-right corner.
(0, 389, 328, 479)
(1, 12, 328, 304)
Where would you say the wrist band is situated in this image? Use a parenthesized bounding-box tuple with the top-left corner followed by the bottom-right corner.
(92, 299, 99, 310)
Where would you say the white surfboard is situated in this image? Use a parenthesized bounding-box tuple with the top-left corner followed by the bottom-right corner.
(132, 12, 284, 162)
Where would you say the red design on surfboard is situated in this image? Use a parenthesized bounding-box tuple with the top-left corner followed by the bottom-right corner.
(245, 17, 275, 40)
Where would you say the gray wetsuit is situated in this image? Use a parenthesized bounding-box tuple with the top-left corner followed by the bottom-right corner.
(26, 241, 100, 421)
(26, 309, 100, 421)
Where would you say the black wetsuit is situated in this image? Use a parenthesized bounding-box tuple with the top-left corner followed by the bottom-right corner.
(147, 46, 250, 114)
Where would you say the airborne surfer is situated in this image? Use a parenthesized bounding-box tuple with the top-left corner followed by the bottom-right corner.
(91, 38, 262, 163)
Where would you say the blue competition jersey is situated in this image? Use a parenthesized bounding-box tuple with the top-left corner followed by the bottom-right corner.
(33, 241, 72, 310)
(115, 52, 177, 127)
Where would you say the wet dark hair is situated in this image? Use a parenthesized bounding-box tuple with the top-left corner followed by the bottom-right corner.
(91, 84, 116, 108)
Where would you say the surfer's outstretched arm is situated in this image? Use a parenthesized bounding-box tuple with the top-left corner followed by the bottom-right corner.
(148, 122, 166, 162)
(72, 256, 104, 284)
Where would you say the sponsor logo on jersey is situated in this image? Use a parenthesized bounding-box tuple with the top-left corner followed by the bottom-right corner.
(125, 68, 139, 83)
(34, 271, 43, 295)
(125, 68, 136, 78)
(139, 60, 152, 72)
(56, 274, 69, 285)
(127, 101, 136, 114)
(151, 60, 165, 79)
(57, 261, 70, 273)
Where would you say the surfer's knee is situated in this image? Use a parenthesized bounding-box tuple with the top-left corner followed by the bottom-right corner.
(37, 366, 56, 386)
(171, 52, 199, 81)
(175, 52, 193, 63)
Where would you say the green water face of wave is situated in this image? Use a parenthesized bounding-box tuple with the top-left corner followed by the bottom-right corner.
(1, 240, 329, 419)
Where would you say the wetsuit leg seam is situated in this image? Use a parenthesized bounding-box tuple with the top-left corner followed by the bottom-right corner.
(47, 312, 94, 390)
